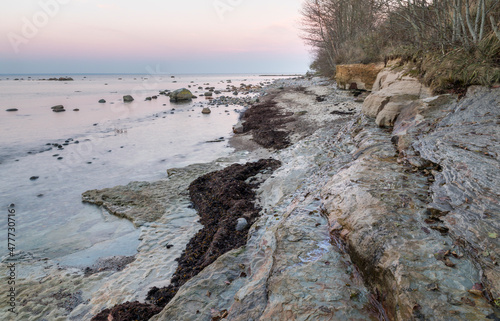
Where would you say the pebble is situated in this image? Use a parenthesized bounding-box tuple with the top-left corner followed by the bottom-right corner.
(236, 218, 248, 231)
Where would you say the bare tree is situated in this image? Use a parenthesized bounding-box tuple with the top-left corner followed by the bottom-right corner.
(300, 0, 500, 75)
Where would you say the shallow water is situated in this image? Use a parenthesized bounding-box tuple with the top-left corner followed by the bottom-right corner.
(0, 73, 288, 266)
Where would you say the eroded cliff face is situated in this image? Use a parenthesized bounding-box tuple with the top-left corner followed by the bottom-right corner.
(150, 75, 499, 321)
(336, 63, 384, 91)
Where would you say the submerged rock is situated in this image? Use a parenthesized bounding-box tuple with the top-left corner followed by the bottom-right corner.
(84, 256, 136, 276)
(82, 182, 165, 227)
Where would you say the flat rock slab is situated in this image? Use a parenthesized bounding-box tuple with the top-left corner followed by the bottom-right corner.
(411, 86, 500, 301)
(322, 115, 496, 320)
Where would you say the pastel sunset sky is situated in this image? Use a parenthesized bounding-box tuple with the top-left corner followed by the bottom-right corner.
(0, 0, 310, 74)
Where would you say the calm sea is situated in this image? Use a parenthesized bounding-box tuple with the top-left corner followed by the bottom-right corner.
(0, 73, 290, 266)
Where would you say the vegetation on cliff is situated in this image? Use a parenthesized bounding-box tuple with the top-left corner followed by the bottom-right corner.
(301, 0, 500, 92)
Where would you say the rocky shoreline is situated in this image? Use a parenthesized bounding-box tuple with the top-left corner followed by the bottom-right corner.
(3, 71, 498, 320)
(148, 72, 499, 320)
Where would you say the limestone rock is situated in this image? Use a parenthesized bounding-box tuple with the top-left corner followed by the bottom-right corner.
(362, 69, 432, 127)
(410, 86, 500, 300)
(322, 115, 496, 320)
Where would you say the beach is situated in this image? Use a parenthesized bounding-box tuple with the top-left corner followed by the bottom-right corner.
(3, 72, 499, 321)
(0, 73, 299, 320)
(0, 75, 358, 320)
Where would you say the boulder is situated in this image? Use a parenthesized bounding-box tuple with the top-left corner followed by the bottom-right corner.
(201, 107, 211, 114)
(51, 105, 66, 112)
(170, 88, 193, 102)
(336, 63, 384, 90)
(123, 95, 134, 102)
(362, 69, 432, 127)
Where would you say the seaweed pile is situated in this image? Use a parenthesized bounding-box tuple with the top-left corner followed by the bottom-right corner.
(92, 159, 281, 321)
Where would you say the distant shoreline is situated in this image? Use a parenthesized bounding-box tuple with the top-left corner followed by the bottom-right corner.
(0, 72, 306, 77)
(259, 74, 303, 77)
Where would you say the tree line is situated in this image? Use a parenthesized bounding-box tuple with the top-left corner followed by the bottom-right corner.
(301, 0, 500, 76)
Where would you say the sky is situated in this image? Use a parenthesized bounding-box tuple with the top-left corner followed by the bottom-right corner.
(0, 0, 311, 74)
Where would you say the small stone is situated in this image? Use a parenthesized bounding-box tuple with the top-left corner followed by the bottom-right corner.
(98, 99, 106, 103)
(6, 108, 18, 112)
(236, 218, 248, 231)
(30, 176, 39, 181)
(202, 107, 211, 114)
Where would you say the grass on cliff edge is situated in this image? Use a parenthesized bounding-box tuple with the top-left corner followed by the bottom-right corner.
(388, 35, 500, 95)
